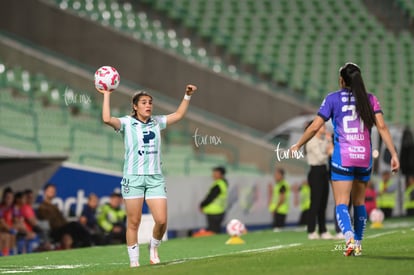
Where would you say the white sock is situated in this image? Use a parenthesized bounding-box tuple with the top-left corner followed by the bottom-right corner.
(150, 237, 161, 248)
(344, 231, 354, 243)
(355, 240, 362, 246)
(127, 244, 139, 264)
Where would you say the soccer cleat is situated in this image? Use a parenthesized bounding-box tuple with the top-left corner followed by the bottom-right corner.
(343, 238, 355, 256)
(353, 245, 362, 256)
(308, 232, 320, 240)
(148, 244, 160, 264)
(130, 261, 140, 268)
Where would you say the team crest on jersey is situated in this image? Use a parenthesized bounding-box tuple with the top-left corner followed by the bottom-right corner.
(150, 117, 159, 126)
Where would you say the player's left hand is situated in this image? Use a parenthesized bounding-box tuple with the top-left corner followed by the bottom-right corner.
(390, 155, 400, 174)
(290, 144, 300, 157)
(186, 84, 197, 96)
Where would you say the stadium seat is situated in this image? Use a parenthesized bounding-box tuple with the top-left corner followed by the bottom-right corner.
(50, 0, 414, 127)
(143, 0, 414, 111)
(396, 0, 414, 21)
(53, 0, 245, 85)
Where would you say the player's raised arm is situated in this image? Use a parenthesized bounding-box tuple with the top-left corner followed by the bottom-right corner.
(166, 84, 197, 126)
(99, 89, 121, 130)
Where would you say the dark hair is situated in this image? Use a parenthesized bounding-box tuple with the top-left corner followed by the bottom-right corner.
(43, 183, 56, 190)
(14, 191, 24, 204)
(110, 192, 122, 198)
(88, 193, 98, 199)
(1, 187, 13, 202)
(339, 62, 376, 129)
(276, 168, 285, 177)
(213, 166, 226, 176)
(131, 91, 153, 117)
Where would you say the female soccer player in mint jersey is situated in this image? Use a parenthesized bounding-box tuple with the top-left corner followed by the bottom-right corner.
(290, 63, 399, 256)
(99, 84, 197, 267)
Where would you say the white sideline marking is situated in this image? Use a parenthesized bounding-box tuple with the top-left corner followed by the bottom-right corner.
(365, 230, 399, 239)
(1, 272, 32, 274)
(0, 244, 302, 272)
(164, 243, 302, 266)
(0, 264, 89, 274)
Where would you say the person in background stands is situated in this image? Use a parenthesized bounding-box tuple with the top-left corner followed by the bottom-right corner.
(305, 122, 334, 240)
(37, 184, 92, 248)
(13, 192, 39, 254)
(293, 181, 311, 226)
(199, 166, 229, 234)
(97, 192, 126, 244)
(23, 189, 49, 251)
(23, 189, 35, 208)
(268, 168, 291, 231)
(377, 171, 397, 218)
(364, 180, 377, 216)
(80, 193, 102, 245)
(0, 188, 16, 256)
(404, 175, 414, 216)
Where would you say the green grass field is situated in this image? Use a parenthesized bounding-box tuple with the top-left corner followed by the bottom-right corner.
(1, 219, 413, 275)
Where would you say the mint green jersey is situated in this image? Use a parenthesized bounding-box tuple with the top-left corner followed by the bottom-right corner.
(118, 115, 167, 175)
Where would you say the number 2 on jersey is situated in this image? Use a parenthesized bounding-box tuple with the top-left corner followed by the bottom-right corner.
(342, 105, 364, 134)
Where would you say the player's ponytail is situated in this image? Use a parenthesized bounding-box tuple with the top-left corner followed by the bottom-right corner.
(131, 91, 153, 117)
(339, 63, 376, 129)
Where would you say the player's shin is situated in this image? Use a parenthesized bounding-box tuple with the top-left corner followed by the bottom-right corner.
(353, 205, 367, 247)
(335, 204, 354, 241)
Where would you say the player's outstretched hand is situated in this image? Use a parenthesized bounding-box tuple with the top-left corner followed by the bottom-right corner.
(96, 88, 112, 94)
(186, 84, 197, 96)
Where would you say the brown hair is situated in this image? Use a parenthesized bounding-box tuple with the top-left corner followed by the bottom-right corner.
(131, 91, 153, 117)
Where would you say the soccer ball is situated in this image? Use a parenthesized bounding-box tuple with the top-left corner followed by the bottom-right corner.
(226, 219, 246, 237)
(369, 208, 384, 223)
(94, 66, 120, 92)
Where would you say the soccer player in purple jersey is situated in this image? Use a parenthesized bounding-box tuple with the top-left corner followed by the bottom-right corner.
(290, 63, 399, 256)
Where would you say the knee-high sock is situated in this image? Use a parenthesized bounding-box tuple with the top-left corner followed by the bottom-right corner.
(353, 205, 367, 245)
(336, 204, 354, 242)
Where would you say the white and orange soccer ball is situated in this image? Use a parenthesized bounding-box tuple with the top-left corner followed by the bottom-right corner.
(94, 66, 120, 92)
(369, 208, 384, 224)
(226, 219, 246, 237)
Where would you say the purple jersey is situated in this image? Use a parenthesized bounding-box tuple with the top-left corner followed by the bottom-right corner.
(318, 88, 382, 168)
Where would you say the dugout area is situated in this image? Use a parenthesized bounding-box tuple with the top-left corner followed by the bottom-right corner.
(0, 146, 67, 193)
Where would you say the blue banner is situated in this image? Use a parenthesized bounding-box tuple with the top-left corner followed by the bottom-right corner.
(36, 165, 149, 218)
